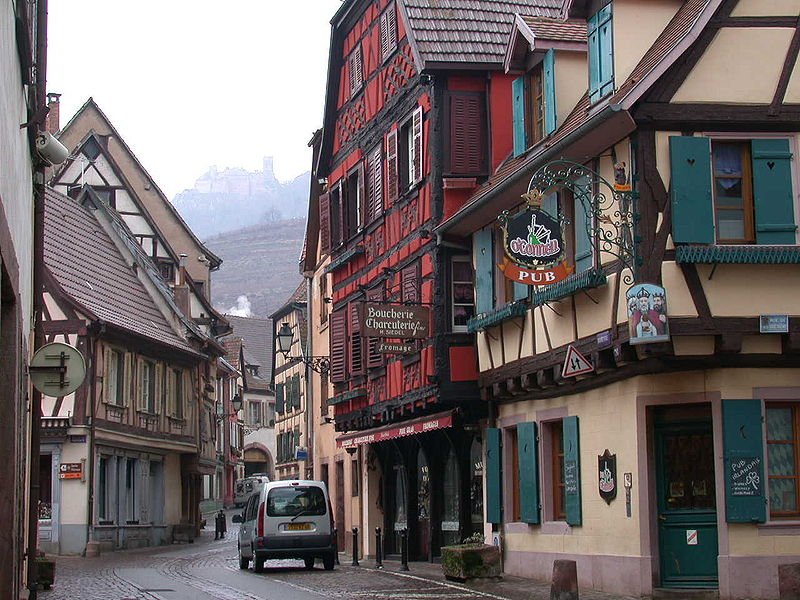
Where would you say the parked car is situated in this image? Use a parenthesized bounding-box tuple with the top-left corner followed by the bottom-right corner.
(233, 479, 336, 572)
(234, 473, 270, 507)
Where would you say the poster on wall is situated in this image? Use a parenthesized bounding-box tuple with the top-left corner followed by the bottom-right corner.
(498, 201, 572, 286)
(626, 283, 670, 345)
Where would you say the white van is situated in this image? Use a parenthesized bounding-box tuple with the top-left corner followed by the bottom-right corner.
(234, 473, 270, 507)
(233, 479, 336, 572)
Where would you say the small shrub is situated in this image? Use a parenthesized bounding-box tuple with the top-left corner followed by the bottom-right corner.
(461, 532, 485, 545)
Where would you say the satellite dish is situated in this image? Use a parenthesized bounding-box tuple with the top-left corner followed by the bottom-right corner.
(30, 342, 87, 397)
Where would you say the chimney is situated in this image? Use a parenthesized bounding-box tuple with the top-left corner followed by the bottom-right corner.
(45, 93, 61, 134)
(174, 254, 191, 316)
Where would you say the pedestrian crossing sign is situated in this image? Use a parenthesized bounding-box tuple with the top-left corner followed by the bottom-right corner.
(562, 345, 594, 378)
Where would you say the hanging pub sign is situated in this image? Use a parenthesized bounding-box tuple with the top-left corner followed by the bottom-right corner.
(498, 190, 573, 286)
(598, 449, 617, 504)
(362, 303, 430, 339)
(626, 283, 670, 345)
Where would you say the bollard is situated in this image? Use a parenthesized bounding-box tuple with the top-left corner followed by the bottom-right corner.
(352, 527, 360, 566)
(375, 526, 383, 569)
(334, 528, 340, 565)
(399, 528, 409, 571)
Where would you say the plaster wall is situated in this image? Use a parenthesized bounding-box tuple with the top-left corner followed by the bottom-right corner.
(554, 51, 588, 130)
(164, 453, 182, 524)
(58, 442, 90, 526)
(673, 28, 794, 104)
(731, 0, 800, 16)
(695, 264, 800, 316)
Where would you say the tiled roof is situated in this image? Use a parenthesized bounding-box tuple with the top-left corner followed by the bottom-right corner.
(224, 315, 274, 382)
(521, 15, 586, 42)
(402, 0, 563, 66)
(43, 188, 199, 355)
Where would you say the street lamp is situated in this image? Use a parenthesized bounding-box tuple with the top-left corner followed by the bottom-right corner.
(276, 322, 330, 375)
(216, 393, 243, 423)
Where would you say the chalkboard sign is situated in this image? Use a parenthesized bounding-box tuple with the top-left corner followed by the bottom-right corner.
(730, 457, 762, 497)
(564, 459, 579, 494)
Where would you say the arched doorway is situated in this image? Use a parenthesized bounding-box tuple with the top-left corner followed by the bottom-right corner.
(244, 445, 274, 479)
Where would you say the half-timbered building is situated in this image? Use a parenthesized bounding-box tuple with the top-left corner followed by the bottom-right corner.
(315, 0, 566, 561)
(436, 0, 800, 597)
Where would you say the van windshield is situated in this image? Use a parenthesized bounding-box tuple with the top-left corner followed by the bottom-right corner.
(266, 486, 326, 518)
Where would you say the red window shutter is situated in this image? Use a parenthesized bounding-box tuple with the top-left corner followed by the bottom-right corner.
(319, 191, 331, 255)
(368, 145, 383, 222)
(380, 5, 397, 61)
(402, 262, 419, 303)
(411, 106, 423, 184)
(386, 130, 398, 205)
(448, 93, 486, 174)
(349, 45, 363, 97)
(358, 161, 366, 229)
(366, 286, 385, 369)
(329, 310, 348, 383)
(349, 302, 364, 376)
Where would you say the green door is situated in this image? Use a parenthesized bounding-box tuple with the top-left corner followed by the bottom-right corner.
(656, 424, 718, 588)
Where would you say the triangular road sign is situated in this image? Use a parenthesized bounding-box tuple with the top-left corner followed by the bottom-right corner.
(562, 345, 594, 378)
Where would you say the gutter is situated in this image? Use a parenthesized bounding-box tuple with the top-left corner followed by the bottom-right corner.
(436, 102, 622, 240)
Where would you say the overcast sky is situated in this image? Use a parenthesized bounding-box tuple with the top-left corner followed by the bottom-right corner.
(47, 1, 342, 200)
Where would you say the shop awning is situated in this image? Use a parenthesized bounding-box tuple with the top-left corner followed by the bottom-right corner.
(336, 409, 455, 449)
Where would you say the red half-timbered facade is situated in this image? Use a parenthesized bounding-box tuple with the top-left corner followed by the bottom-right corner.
(315, 0, 562, 560)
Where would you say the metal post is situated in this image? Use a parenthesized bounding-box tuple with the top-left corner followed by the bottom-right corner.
(351, 527, 359, 566)
(334, 528, 340, 565)
(375, 526, 383, 569)
(400, 528, 409, 571)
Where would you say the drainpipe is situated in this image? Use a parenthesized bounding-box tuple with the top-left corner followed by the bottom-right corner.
(85, 321, 102, 555)
(305, 279, 314, 480)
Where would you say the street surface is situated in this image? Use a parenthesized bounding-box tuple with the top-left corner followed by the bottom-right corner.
(39, 513, 636, 600)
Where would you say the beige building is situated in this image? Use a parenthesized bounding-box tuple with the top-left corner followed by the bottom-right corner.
(436, 1, 800, 598)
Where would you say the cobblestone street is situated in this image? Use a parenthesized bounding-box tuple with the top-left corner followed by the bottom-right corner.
(37, 518, 641, 600)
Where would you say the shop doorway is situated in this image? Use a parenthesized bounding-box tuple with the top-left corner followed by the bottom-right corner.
(416, 448, 430, 557)
(656, 419, 718, 588)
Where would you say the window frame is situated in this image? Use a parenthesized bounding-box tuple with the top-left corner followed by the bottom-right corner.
(348, 44, 364, 98)
(106, 348, 126, 406)
(451, 255, 475, 333)
(711, 139, 755, 244)
(139, 359, 156, 413)
(766, 401, 800, 519)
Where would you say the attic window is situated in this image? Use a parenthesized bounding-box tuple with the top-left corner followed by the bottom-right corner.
(348, 44, 364, 97)
(380, 3, 397, 62)
(82, 136, 102, 161)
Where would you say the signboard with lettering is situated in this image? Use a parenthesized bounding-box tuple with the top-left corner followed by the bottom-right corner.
(730, 457, 762, 497)
(362, 304, 429, 339)
(760, 314, 788, 334)
(564, 460, 579, 495)
(378, 341, 415, 354)
(337, 412, 453, 449)
(59, 462, 83, 480)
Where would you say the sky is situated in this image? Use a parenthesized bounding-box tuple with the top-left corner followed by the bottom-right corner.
(47, 0, 343, 200)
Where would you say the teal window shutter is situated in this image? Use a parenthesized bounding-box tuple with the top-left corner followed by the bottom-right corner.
(574, 175, 593, 273)
(512, 76, 526, 157)
(563, 416, 582, 525)
(588, 5, 613, 103)
(513, 282, 529, 301)
(752, 139, 797, 244)
(543, 49, 557, 135)
(275, 383, 285, 414)
(486, 428, 502, 524)
(542, 192, 558, 218)
(722, 399, 766, 523)
(588, 11, 600, 103)
(294, 375, 301, 409)
(474, 228, 494, 314)
(517, 422, 540, 524)
(669, 136, 714, 244)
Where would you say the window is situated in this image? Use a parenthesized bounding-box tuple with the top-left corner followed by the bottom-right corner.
(507, 427, 521, 522)
(550, 420, 566, 521)
(351, 457, 359, 496)
(588, 4, 614, 104)
(249, 401, 262, 426)
(451, 256, 475, 332)
(330, 184, 343, 248)
(105, 349, 126, 406)
(169, 368, 184, 419)
(345, 164, 365, 239)
(670, 137, 797, 245)
(348, 44, 363, 97)
(388, 106, 423, 200)
(158, 260, 174, 283)
(319, 274, 329, 325)
(380, 3, 397, 62)
(767, 403, 800, 517)
(275, 382, 285, 415)
(445, 92, 488, 175)
(512, 51, 556, 157)
(97, 457, 109, 522)
(125, 458, 138, 523)
(139, 360, 156, 413)
(329, 302, 364, 383)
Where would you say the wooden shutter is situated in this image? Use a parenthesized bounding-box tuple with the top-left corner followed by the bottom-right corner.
(102, 348, 112, 403)
(319, 191, 331, 255)
(722, 399, 766, 523)
(295, 428, 301, 452)
(543, 49, 557, 135)
(473, 228, 494, 314)
(155, 364, 163, 414)
(513, 281, 528, 302)
(294, 374, 302, 410)
(358, 161, 367, 229)
(349, 302, 364, 376)
(486, 428, 502, 524)
(123, 352, 133, 406)
(330, 309, 348, 383)
(588, 5, 613, 103)
(574, 175, 593, 273)
(448, 92, 486, 175)
(386, 130, 399, 205)
(401, 263, 419, 303)
(165, 367, 174, 416)
(380, 5, 397, 61)
(367, 145, 383, 222)
(517, 421, 540, 524)
(752, 139, 797, 244)
(512, 77, 526, 157)
(669, 136, 714, 244)
(349, 45, 363, 97)
(410, 106, 423, 184)
(563, 415, 582, 526)
(275, 382, 285, 414)
(366, 286, 385, 369)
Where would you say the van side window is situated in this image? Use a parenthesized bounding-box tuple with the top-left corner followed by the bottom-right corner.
(245, 492, 259, 521)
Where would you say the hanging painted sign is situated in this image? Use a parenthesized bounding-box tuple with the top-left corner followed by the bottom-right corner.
(598, 449, 617, 504)
(498, 197, 570, 286)
(626, 283, 670, 345)
(362, 303, 429, 339)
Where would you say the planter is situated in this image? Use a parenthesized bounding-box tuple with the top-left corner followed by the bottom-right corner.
(441, 543, 501, 581)
(35, 556, 55, 589)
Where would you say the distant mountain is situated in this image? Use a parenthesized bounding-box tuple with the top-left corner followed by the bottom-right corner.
(172, 158, 310, 238)
(204, 218, 306, 319)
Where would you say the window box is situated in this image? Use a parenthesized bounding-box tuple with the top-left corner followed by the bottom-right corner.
(675, 245, 800, 264)
(441, 543, 501, 581)
(467, 300, 528, 333)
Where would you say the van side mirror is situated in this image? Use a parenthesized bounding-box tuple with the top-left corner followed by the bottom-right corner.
(232, 514, 243, 523)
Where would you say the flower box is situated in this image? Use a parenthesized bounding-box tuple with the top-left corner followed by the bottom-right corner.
(441, 543, 501, 581)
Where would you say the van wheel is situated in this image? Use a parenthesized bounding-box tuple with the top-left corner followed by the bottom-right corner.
(304, 557, 315, 570)
(254, 554, 265, 573)
(323, 553, 335, 571)
(238, 545, 249, 569)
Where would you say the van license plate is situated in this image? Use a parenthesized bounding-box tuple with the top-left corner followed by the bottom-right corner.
(287, 523, 312, 531)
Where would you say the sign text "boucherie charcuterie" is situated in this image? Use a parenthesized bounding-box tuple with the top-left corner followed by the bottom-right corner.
(362, 303, 430, 339)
